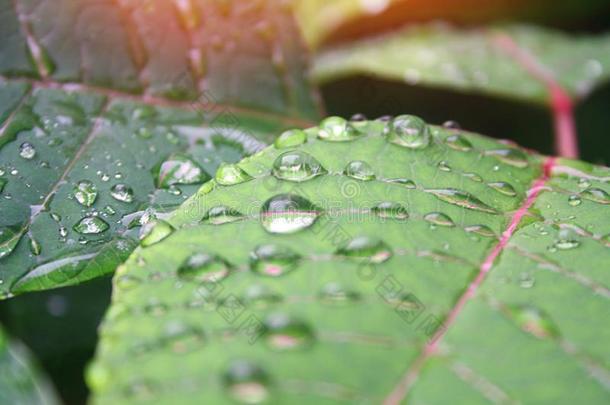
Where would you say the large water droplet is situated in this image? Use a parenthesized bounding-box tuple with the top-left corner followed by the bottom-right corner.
(250, 244, 300, 277)
(426, 188, 498, 214)
(317, 116, 359, 142)
(215, 163, 253, 186)
(509, 306, 559, 339)
(424, 212, 455, 227)
(155, 153, 209, 188)
(487, 182, 517, 197)
(275, 149, 327, 180)
(260, 194, 321, 234)
(336, 236, 392, 263)
(110, 184, 134, 203)
(384, 115, 430, 149)
(371, 202, 409, 220)
(201, 205, 245, 225)
(262, 313, 315, 351)
(318, 283, 361, 305)
(444, 134, 472, 151)
(73, 180, 98, 207)
(344, 160, 375, 181)
(73, 216, 109, 235)
(139, 220, 174, 247)
(485, 148, 529, 168)
(274, 129, 307, 149)
(177, 252, 231, 282)
(19, 142, 36, 159)
(0, 226, 22, 259)
(223, 361, 271, 404)
(581, 187, 610, 204)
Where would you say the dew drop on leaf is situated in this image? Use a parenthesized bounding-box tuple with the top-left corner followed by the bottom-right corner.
(437, 161, 452, 172)
(177, 252, 231, 282)
(336, 236, 392, 263)
(510, 306, 559, 339)
(262, 313, 315, 351)
(464, 224, 496, 238)
(260, 194, 321, 234)
(272, 151, 327, 182)
(425, 188, 499, 214)
(73, 216, 109, 235)
(73, 180, 98, 207)
(201, 205, 245, 225)
(110, 184, 134, 203)
(0, 226, 22, 259)
(487, 181, 517, 197)
(243, 285, 282, 308)
(371, 202, 409, 220)
(386, 178, 416, 189)
(568, 194, 582, 206)
(139, 220, 174, 247)
(318, 283, 361, 305)
(19, 142, 36, 159)
(274, 129, 307, 149)
(444, 134, 472, 151)
(154, 153, 209, 188)
(581, 187, 610, 204)
(424, 212, 455, 227)
(215, 163, 253, 186)
(384, 114, 430, 149)
(343, 160, 375, 181)
(250, 244, 300, 277)
(484, 148, 529, 168)
(223, 360, 271, 404)
(317, 116, 360, 142)
(29, 237, 41, 256)
(163, 322, 204, 354)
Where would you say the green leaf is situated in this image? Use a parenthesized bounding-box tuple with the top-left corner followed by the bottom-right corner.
(0, 326, 60, 405)
(0, 0, 321, 297)
(312, 24, 610, 104)
(90, 116, 610, 403)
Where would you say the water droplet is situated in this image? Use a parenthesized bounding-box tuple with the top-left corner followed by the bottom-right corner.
(445, 134, 472, 151)
(73, 216, 109, 235)
(223, 360, 271, 404)
(425, 188, 498, 214)
(568, 195, 582, 206)
(387, 178, 416, 189)
(262, 313, 314, 351)
(581, 187, 610, 204)
(73, 180, 98, 207)
(19, 142, 36, 159)
(260, 194, 321, 234)
(201, 205, 245, 225)
(487, 182, 517, 197)
(0, 226, 22, 259)
(163, 322, 204, 354)
(317, 116, 359, 142)
(250, 244, 300, 277)
(553, 239, 580, 250)
(384, 115, 430, 149)
(0, 178, 6, 194)
(154, 153, 209, 188)
(424, 212, 455, 227)
(336, 236, 392, 263)
(484, 148, 529, 168)
(463, 172, 482, 182)
(177, 252, 231, 282)
(349, 113, 368, 131)
(519, 272, 535, 288)
(443, 120, 461, 129)
(371, 202, 409, 220)
(437, 161, 451, 172)
(29, 237, 41, 255)
(110, 184, 134, 203)
(577, 178, 591, 189)
(104, 205, 116, 215)
(464, 225, 495, 237)
(344, 160, 375, 181)
(318, 283, 360, 305)
(243, 285, 282, 308)
(132, 105, 157, 121)
(139, 220, 174, 247)
(272, 151, 326, 182)
(215, 163, 252, 186)
(509, 306, 558, 339)
(274, 129, 307, 149)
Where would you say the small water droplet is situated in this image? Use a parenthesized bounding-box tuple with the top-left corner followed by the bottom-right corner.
(424, 212, 455, 227)
(318, 283, 360, 305)
(443, 120, 461, 129)
(568, 195, 582, 206)
(202, 205, 245, 225)
(445, 134, 472, 151)
(384, 115, 430, 149)
(336, 236, 392, 263)
(464, 225, 495, 237)
(387, 178, 416, 189)
(426, 188, 498, 214)
(0, 178, 6, 194)
(177, 252, 231, 282)
(260, 194, 321, 234)
(110, 183, 134, 203)
(274, 129, 307, 149)
(510, 306, 558, 339)
(577, 178, 591, 189)
(215, 163, 252, 186)
(437, 161, 451, 172)
(139, 220, 174, 247)
(73, 216, 109, 235)
(553, 239, 580, 250)
(487, 181, 517, 197)
(317, 116, 360, 142)
(19, 142, 36, 159)
(262, 313, 314, 351)
(371, 202, 409, 220)
(463, 172, 482, 182)
(163, 322, 204, 354)
(73, 180, 98, 207)
(29, 237, 41, 255)
(485, 148, 529, 168)
(155, 153, 209, 188)
(581, 187, 610, 204)
(349, 113, 368, 131)
(250, 244, 300, 277)
(0, 226, 22, 259)
(344, 160, 375, 181)
(272, 151, 326, 182)
(223, 360, 271, 404)
(243, 285, 282, 308)
(519, 272, 535, 288)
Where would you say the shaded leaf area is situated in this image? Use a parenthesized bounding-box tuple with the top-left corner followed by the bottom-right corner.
(0, 0, 320, 119)
(0, 81, 297, 298)
(0, 325, 60, 405)
(90, 118, 608, 403)
(312, 24, 610, 104)
(295, 0, 610, 49)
